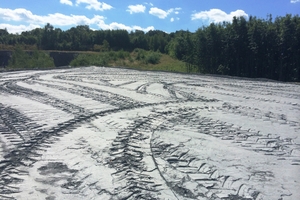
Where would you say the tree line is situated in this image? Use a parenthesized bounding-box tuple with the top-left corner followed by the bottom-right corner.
(0, 24, 170, 53)
(0, 14, 299, 81)
(167, 14, 300, 82)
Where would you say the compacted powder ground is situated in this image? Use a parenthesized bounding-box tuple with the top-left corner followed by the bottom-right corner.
(0, 66, 299, 199)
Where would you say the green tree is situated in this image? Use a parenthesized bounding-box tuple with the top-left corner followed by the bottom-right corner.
(102, 39, 110, 51)
(41, 23, 55, 50)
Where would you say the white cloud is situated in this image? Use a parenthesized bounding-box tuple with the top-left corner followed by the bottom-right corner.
(0, 8, 32, 21)
(127, 4, 146, 14)
(75, 0, 112, 11)
(149, 7, 167, 19)
(0, 23, 41, 34)
(174, 7, 181, 14)
(0, 8, 105, 26)
(170, 17, 180, 22)
(0, 8, 153, 33)
(96, 21, 154, 32)
(132, 25, 154, 32)
(149, 7, 174, 19)
(191, 9, 248, 23)
(291, 0, 300, 3)
(144, 2, 154, 7)
(60, 0, 73, 6)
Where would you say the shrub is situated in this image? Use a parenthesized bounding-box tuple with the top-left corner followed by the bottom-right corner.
(70, 54, 108, 67)
(136, 49, 145, 60)
(117, 50, 129, 59)
(129, 56, 134, 63)
(70, 54, 89, 66)
(217, 64, 229, 75)
(8, 47, 55, 69)
(93, 44, 102, 52)
(8, 47, 31, 68)
(108, 51, 116, 57)
(145, 51, 161, 64)
(30, 50, 55, 68)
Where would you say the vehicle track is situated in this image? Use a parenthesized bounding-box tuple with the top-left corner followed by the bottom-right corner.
(174, 82, 300, 108)
(0, 67, 299, 199)
(1, 82, 90, 116)
(0, 99, 197, 198)
(150, 108, 261, 199)
(0, 104, 43, 154)
(28, 79, 144, 109)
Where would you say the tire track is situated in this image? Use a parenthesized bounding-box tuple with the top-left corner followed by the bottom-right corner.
(220, 102, 300, 128)
(149, 106, 298, 199)
(0, 99, 202, 198)
(176, 107, 299, 164)
(0, 104, 43, 157)
(105, 107, 264, 199)
(106, 115, 169, 199)
(29, 79, 143, 109)
(149, 108, 261, 199)
(0, 67, 299, 199)
(1, 82, 90, 116)
(174, 82, 300, 108)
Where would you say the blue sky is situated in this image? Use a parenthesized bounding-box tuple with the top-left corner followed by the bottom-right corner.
(0, 0, 299, 33)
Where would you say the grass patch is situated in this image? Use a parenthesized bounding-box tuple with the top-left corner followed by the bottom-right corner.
(106, 49, 190, 73)
(69, 49, 192, 73)
(6, 48, 194, 74)
(116, 49, 192, 73)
